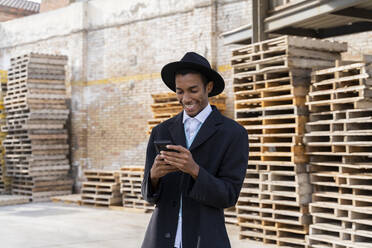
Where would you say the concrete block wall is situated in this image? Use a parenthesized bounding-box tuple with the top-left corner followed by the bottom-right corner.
(327, 31, 372, 56)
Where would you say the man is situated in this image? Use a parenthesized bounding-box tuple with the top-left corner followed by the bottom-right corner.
(141, 52, 249, 248)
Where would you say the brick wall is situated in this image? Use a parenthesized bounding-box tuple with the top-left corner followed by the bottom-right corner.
(0, 0, 254, 188)
(2, 0, 372, 189)
(0, 0, 251, 187)
(84, 5, 215, 169)
(0, 6, 36, 22)
(81, 0, 251, 170)
(40, 0, 71, 13)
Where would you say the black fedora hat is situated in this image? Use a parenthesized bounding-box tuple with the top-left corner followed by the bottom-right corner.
(161, 52, 225, 97)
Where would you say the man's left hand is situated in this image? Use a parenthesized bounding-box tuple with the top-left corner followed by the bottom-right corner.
(161, 145, 200, 179)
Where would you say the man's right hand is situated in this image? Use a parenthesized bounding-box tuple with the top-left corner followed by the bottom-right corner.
(150, 154, 179, 189)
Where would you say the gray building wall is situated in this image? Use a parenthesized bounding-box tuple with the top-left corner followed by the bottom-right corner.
(2, 0, 370, 189)
(0, 0, 251, 189)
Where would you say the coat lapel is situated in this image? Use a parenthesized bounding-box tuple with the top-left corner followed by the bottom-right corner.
(189, 107, 223, 151)
(168, 112, 187, 148)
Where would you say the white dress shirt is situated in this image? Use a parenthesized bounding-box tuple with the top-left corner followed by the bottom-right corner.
(174, 103, 212, 248)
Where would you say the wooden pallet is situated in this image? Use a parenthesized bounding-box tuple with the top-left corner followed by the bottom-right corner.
(231, 36, 347, 59)
(147, 92, 227, 134)
(119, 166, 155, 211)
(236, 104, 308, 120)
(238, 170, 311, 247)
(239, 115, 308, 134)
(308, 86, 372, 107)
(225, 206, 238, 225)
(307, 62, 372, 113)
(82, 182, 121, 194)
(249, 151, 306, 167)
(305, 121, 372, 136)
(122, 195, 154, 211)
(239, 219, 309, 248)
(0, 76, 8, 194)
(81, 194, 122, 205)
(235, 84, 308, 102)
(232, 36, 348, 247)
(0, 194, 30, 206)
(305, 109, 372, 141)
(234, 55, 336, 76)
(84, 170, 119, 183)
(81, 170, 121, 207)
(235, 94, 306, 110)
(311, 172, 372, 191)
(11, 176, 72, 202)
(312, 191, 372, 209)
(311, 62, 372, 88)
(0, 182, 4, 194)
(306, 57, 372, 248)
(10, 53, 67, 66)
(308, 202, 372, 248)
(305, 89, 372, 169)
(239, 221, 273, 244)
(51, 194, 82, 205)
(308, 108, 372, 123)
(232, 45, 341, 69)
(3, 53, 71, 201)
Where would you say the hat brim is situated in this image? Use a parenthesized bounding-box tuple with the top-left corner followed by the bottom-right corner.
(161, 61, 225, 97)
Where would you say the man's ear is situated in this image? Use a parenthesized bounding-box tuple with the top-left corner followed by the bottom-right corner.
(206, 81, 213, 94)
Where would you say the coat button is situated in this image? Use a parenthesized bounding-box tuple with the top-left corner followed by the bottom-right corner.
(164, 232, 171, 238)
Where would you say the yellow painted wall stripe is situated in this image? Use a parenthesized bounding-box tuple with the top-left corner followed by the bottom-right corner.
(70, 64, 232, 87)
(0, 70, 7, 83)
(2, 65, 233, 87)
(86, 72, 161, 86)
(217, 64, 232, 73)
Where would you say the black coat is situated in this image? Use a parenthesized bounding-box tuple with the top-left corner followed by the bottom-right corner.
(141, 106, 249, 248)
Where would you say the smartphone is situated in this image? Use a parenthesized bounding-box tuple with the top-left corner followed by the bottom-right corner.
(154, 140, 176, 154)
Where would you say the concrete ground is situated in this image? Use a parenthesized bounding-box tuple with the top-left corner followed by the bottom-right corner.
(0, 202, 273, 248)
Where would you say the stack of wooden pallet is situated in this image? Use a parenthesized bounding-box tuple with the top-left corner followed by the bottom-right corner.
(2, 53, 72, 202)
(225, 206, 239, 225)
(147, 92, 227, 134)
(231, 36, 347, 247)
(0, 70, 7, 194)
(305, 56, 372, 248)
(119, 166, 154, 212)
(81, 170, 122, 207)
(0, 194, 30, 206)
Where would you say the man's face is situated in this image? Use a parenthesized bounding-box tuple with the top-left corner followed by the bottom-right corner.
(175, 73, 213, 117)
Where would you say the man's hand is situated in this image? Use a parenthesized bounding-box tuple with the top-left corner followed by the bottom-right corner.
(161, 145, 200, 180)
(150, 155, 179, 189)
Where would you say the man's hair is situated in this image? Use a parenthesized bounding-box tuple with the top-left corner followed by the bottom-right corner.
(175, 68, 209, 87)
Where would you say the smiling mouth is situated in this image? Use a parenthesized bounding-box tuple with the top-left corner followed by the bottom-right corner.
(183, 103, 196, 112)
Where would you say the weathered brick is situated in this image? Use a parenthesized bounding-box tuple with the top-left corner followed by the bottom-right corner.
(40, 0, 71, 13)
(0, 0, 254, 187)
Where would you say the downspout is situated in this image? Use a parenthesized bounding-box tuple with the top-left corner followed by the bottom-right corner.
(210, 0, 218, 70)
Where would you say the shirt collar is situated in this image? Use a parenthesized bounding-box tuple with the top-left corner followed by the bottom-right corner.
(182, 103, 212, 124)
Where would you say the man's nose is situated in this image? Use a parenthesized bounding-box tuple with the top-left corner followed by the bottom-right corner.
(182, 93, 192, 102)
